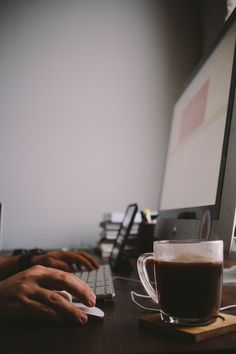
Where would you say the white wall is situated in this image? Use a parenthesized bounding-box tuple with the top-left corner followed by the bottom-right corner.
(0, 0, 200, 250)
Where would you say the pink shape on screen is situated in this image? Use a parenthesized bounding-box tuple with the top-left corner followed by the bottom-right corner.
(179, 79, 209, 142)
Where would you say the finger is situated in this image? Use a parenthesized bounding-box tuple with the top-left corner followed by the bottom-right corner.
(31, 255, 73, 272)
(44, 258, 73, 272)
(24, 297, 66, 323)
(36, 267, 96, 307)
(3, 292, 66, 324)
(44, 251, 100, 270)
(76, 251, 100, 269)
(63, 252, 99, 271)
(72, 255, 95, 271)
(30, 288, 88, 324)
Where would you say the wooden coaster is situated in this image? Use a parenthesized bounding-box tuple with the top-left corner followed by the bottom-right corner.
(139, 313, 236, 342)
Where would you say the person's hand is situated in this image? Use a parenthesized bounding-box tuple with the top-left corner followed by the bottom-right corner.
(0, 265, 96, 325)
(30, 250, 99, 272)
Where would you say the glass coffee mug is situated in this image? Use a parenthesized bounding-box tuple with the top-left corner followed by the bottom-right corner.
(137, 240, 223, 326)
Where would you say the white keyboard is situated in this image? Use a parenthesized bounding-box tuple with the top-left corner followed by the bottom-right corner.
(75, 264, 115, 300)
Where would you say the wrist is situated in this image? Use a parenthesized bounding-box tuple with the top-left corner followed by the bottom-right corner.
(18, 254, 34, 272)
(17, 249, 46, 272)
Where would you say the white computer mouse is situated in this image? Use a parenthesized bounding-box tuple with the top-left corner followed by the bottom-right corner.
(57, 291, 104, 318)
(57, 290, 73, 302)
(73, 303, 105, 318)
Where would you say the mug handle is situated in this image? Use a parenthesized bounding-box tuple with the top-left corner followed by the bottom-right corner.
(137, 253, 158, 303)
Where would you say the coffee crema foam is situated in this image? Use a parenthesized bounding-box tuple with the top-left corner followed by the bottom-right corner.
(158, 253, 221, 263)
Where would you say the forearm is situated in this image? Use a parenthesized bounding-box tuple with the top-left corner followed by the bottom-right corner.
(0, 256, 21, 280)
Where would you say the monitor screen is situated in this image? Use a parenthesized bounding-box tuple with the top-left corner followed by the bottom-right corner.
(155, 9, 236, 255)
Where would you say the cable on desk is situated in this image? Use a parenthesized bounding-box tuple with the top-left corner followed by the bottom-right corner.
(130, 291, 160, 312)
(112, 275, 141, 283)
(112, 276, 160, 311)
(220, 304, 236, 311)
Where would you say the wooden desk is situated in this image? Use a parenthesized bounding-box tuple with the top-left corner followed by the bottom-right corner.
(1, 274, 236, 354)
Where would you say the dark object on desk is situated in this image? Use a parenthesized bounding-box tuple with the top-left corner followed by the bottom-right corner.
(138, 222, 155, 253)
(139, 312, 236, 342)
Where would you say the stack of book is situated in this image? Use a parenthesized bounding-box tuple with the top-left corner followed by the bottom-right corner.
(97, 211, 142, 259)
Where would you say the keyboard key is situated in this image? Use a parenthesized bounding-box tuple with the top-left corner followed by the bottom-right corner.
(95, 287, 107, 296)
(74, 264, 115, 300)
(87, 270, 96, 282)
(78, 271, 89, 282)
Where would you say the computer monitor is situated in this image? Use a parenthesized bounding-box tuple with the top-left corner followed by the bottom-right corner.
(155, 9, 236, 256)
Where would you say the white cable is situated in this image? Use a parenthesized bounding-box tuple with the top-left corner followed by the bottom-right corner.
(131, 291, 151, 299)
(112, 276, 160, 311)
(130, 291, 160, 312)
(220, 304, 236, 311)
(130, 294, 236, 313)
(112, 275, 141, 283)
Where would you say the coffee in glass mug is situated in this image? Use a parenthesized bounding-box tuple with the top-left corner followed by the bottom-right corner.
(137, 240, 223, 326)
